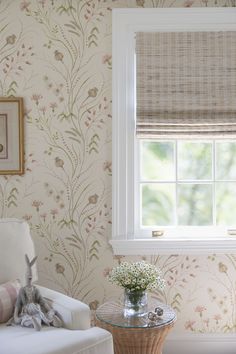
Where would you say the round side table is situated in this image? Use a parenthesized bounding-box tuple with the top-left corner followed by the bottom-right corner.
(96, 301, 176, 354)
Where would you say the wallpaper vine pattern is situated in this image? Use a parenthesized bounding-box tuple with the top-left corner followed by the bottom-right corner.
(0, 0, 235, 334)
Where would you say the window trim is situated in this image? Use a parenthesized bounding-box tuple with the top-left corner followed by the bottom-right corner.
(111, 8, 236, 255)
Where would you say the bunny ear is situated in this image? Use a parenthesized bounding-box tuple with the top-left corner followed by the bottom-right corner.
(25, 254, 30, 266)
(30, 256, 37, 267)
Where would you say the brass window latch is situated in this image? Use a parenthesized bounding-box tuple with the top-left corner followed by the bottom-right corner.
(227, 229, 236, 236)
(152, 230, 164, 238)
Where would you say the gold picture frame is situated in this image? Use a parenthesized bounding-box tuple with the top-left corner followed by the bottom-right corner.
(0, 97, 24, 175)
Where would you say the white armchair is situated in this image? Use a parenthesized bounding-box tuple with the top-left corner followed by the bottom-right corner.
(0, 218, 114, 354)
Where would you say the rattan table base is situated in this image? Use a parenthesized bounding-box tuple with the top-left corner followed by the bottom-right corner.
(96, 319, 174, 354)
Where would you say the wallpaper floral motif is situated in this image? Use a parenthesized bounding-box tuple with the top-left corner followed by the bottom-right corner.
(0, 0, 235, 334)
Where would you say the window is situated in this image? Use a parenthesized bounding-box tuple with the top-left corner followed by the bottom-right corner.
(139, 140, 236, 229)
(112, 8, 236, 254)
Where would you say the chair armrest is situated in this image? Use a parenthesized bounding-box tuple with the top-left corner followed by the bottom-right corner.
(37, 285, 91, 330)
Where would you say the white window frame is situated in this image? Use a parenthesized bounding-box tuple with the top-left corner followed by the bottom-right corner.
(111, 8, 236, 255)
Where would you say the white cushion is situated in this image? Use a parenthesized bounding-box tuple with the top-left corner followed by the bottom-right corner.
(0, 323, 113, 354)
(0, 219, 37, 284)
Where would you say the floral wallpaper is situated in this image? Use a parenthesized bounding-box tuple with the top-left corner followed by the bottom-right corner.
(0, 0, 236, 335)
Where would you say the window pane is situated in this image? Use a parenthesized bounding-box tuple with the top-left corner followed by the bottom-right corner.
(141, 141, 174, 181)
(178, 142, 212, 180)
(141, 183, 175, 226)
(216, 183, 236, 226)
(216, 142, 236, 180)
(178, 184, 212, 225)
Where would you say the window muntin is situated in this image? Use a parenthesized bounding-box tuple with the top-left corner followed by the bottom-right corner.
(138, 140, 236, 230)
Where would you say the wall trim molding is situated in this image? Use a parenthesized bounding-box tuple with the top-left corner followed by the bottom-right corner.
(165, 333, 236, 354)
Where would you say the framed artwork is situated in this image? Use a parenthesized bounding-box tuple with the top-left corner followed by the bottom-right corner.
(0, 97, 24, 175)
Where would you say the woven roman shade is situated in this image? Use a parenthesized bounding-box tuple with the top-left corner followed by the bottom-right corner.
(136, 31, 236, 138)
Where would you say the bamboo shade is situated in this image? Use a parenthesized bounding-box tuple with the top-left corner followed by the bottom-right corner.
(136, 31, 236, 138)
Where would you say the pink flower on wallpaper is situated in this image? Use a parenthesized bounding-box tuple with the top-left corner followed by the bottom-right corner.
(32, 200, 43, 211)
(39, 0, 46, 7)
(40, 213, 47, 222)
(31, 94, 43, 105)
(6, 35, 16, 45)
(88, 194, 99, 204)
(195, 306, 206, 317)
(50, 209, 59, 219)
(55, 263, 65, 274)
(102, 54, 112, 66)
(184, 0, 195, 7)
(136, 0, 145, 6)
(103, 161, 112, 173)
(54, 50, 63, 61)
(39, 106, 47, 114)
(185, 320, 196, 331)
(103, 267, 112, 277)
(113, 255, 125, 264)
(20, 0, 30, 11)
(23, 214, 32, 221)
(55, 157, 64, 168)
(213, 314, 222, 324)
(50, 102, 57, 112)
(218, 262, 228, 273)
(88, 87, 98, 98)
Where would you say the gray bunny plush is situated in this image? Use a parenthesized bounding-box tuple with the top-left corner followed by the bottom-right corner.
(11, 254, 62, 331)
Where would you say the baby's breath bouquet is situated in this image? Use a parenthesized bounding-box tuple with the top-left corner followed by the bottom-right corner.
(108, 261, 165, 292)
(109, 261, 165, 317)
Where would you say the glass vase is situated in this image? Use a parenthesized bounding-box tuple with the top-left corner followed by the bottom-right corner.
(123, 289, 148, 318)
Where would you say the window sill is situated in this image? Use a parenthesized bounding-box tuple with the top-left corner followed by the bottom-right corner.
(110, 237, 236, 255)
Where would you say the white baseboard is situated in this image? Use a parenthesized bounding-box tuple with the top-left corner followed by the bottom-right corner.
(164, 333, 236, 354)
